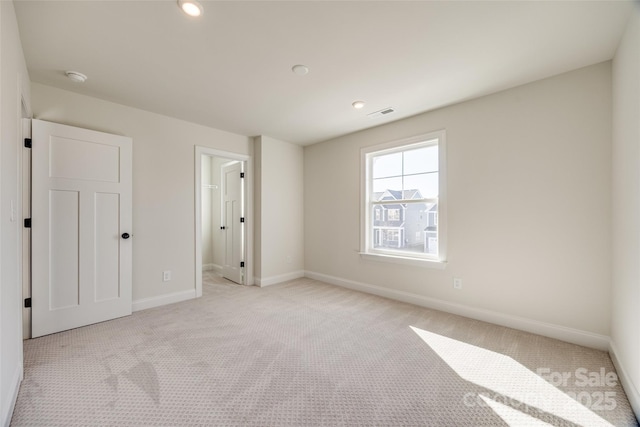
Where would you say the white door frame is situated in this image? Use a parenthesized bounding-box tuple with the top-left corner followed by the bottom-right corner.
(194, 146, 253, 297)
(19, 88, 32, 343)
(21, 115, 32, 339)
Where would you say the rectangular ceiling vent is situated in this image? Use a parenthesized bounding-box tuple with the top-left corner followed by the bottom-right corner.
(367, 107, 395, 119)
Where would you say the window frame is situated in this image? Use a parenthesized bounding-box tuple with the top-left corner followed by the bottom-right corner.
(360, 130, 447, 269)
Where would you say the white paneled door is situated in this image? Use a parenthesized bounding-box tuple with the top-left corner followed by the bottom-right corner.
(221, 161, 244, 284)
(31, 119, 132, 337)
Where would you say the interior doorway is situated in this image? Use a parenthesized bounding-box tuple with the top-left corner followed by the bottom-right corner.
(194, 147, 252, 297)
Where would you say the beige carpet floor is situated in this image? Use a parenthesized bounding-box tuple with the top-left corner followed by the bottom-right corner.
(10, 273, 639, 426)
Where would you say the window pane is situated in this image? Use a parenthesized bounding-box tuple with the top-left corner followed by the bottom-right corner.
(373, 177, 402, 194)
(373, 152, 402, 179)
(404, 172, 438, 198)
(424, 203, 439, 255)
(404, 145, 438, 175)
(371, 203, 438, 255)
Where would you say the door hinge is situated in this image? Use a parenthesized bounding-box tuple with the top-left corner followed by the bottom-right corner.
(24, 218, 31, 228)
(240, 172, 245, 178)
(240, 217, 245, 223)
(24, 298, 32, 308)
(24, 138, 32, 148)
(240, 261, 245, 268)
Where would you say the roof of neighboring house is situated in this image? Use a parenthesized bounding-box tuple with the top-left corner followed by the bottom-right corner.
(372, 189, 424, 202)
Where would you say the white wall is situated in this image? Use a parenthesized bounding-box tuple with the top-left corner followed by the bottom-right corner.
(611, 8, 640, 418)
(305, 62, 612, 345)
(0, 2, 30, 426)
(210, 157, 226, 269)
(201, 155, 227, 272)
(201, 156, 214, 268)
(254, 136, 304, 285)
(31, 83, 252, 305)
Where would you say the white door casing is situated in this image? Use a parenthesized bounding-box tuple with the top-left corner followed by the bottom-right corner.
(22, 118, 32, 339)
(221, 161, 244, 284)
(31, 119, 132, 337)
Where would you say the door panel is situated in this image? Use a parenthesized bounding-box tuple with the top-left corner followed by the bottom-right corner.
(49, 136, 120, 182)
(31, 119, 132, 337)
(221, 161, 244, 284)
(49, 190, 80, 310)
(95, 192, 121, 301)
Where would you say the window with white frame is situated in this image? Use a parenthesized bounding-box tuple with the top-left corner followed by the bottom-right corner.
(361, 131, 446, 264)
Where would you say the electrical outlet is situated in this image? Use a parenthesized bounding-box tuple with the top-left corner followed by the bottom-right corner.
(163, 270, 171, 282)
(453, 277, 463, 290)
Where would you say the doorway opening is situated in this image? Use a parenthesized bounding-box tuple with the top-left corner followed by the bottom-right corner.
(194, 147, 253, 297)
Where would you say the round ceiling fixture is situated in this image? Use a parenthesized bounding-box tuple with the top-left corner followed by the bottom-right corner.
(65, 71, 87, 83)
(292, 64, 309, 75)
(352, 101, 365, 109)
(178, 0, 203, 17)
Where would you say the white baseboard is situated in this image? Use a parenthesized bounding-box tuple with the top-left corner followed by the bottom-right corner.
(255, 270, 305, 287)
(304, 270, 610, 351)
(132, 289, 196, 312)
(202, 263, 222, 273)
(609, 340, 640, 420)
(2, 363, 22, 427)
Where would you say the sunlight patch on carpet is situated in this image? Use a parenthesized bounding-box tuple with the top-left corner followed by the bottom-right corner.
(410, 326, 614, 427)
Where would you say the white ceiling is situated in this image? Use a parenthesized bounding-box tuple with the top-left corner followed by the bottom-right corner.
(14, 0, 632, 146)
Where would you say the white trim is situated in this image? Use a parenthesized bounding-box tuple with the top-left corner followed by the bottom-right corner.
(132, 289, 196, 312)
(255, 270, 305, 287)
(609, 340, 640, 420)
(195, 146, 254, 299)
(304, 270, 610, 350)
(21, 118, 32, 340)
(359, 252, 447, 269)
(202, 263, 222, 273)
(2, 363, 22, 427)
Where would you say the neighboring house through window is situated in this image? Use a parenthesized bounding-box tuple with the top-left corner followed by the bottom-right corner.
(361, 130, 446, 266)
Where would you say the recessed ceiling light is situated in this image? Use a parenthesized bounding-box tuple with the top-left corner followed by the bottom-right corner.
(65, 71, 87, 83)
(178, 0, 203, 17)
(292, 64, 309, 75)
(352, 101, 365, 109)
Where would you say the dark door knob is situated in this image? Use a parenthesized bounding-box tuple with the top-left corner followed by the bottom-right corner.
(220, 226, 226, 230)
(121, 233, 130, 239)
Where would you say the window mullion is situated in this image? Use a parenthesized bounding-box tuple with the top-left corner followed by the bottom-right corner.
(371, 198, 437, 205)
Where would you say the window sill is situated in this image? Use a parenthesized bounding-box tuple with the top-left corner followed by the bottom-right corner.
(359, 252, 447, 269)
